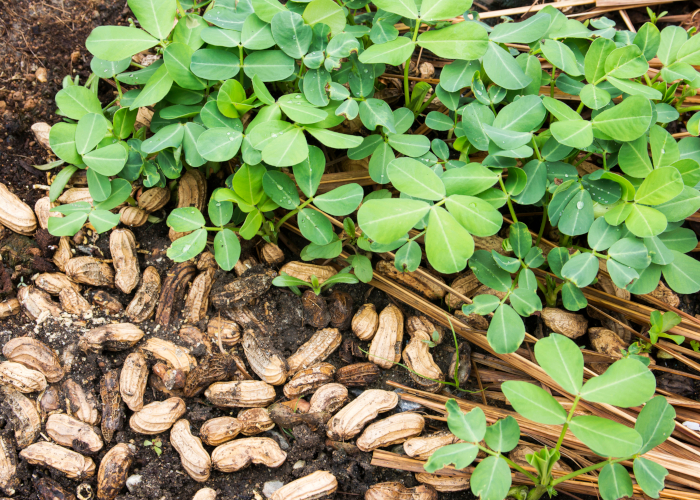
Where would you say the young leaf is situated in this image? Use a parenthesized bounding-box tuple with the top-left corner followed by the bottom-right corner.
(502, 381, 567, 424)
(446, 400, 486, 443)
(635, 396, 676, 455)
(298, 208, 334, 245)
(423, 442, 479, 473)
(167, 228, 208, 262)
(580, 357, 656, 407)
(568, 415, 642, 457)
(48, 212, 88, 237)
(534, 333, 583, 394)
(313, 184, 363, 216)
(214, 229, 241, 271)
(599, 463, 634, 500)
(387, 158, 445, 201)
(425, 207, 474, 274)
(633, 457, 668, 499)
(470, 456, 512, 500)
(488, 305, 525, 354)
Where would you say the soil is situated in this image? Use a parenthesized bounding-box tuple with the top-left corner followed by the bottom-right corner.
(2, 1, 700, 499)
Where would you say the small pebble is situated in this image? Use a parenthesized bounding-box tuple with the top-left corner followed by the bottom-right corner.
(683, 421, 700, 431)
(267, 430, 290, 450)
(293, 460, 305, 469)
(263, 481, 284, 498)
(125, 475, 142, 493)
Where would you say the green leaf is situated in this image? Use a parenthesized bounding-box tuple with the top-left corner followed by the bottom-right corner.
(446, 195, 502, 237)
(87, 169, 111, 201)
(534, 333, 583, 394)
(214, 229, 241, 271)
(491, 251, 520, 273)
(490, 13, 550, 44)
(358, 37, 415, 66)
(471, 457, 511, 500)
(241, 14, 275, 50)
(163, 42, 207, 90)
(88, 210, 121, 233)
(348, 254, 373, 283)
(387, 134, 431, 158)
(658, 26, 687, 65)
(592, 95, 652, 143)
(173, 14, 206, 50)
(197, 128, 243, 162)
(569, 415, 642, 457)
(388, 158, 445, 201)
(440, 59, 479, 92)
(488, 305, 525, 354)
(48, 211, 88, 236)
(677, 30, 700, 65)
(371, 0, 417, 19)
(606, 76, 662, 100)
(446, 400, 486, 442)
(217, 79, 251, 119)
(262, 127, 308, 167)
(128, 0, 176, 39)
(91, 56, 131, 77)
(461, 103, 494, 151)
(368, 142, 394, 185)
(636, 396, 676, 455)
(49, 123, 81, 165)
(190, 48, 240, 80)
(243, 50, 295, 82)
(509, 222, 532, 259)
(581, 357, 655, 407)
(483, 416, 519, 454)
(263, 170, 300, 210)
(502, 381, 567, 424)
(483, 42, 532, 90)
(416, 22, 488, 60)
(167, 228, 208, 262)
(298, 208, 334, 245)
(650, 125, 680, 168)
(634, 458, 668, 499)
(599, 463, 633, 500)
(634, 22, 661, 60)
(625, 204, 667, 238)
(302, 0, 345, 35)
(619, 136, 653, 178)
(201, 101, 241, 130)
(510, 288, 541, 317)
(579, 84, 611, 110)
(656, 186, 700, 222)
(305, 127, 363, 149)
(201, 26, 241, 47)
(608, 237, 651, 268)
(129, 64, 174, 110)
(252, 0, 287, 23)
(495, 95, 547, 132)
(304, 68, 331, 107)
(604, 44, 648, 79)
(561, 252, 598, 287)
(658, 227, 698, 253)
(462, 294, 500, 315)
(585, 37, 616, 83)
(588, 216, 622, 251)
(419, 0, 471, 21)
(240, 209, 263, 240)
(86, 26, 158, 61)
(395, 240, 422, 272)
(273, 273, 312, 288)
(302, 238, 343, 261)
(423, 443, 478, 473)
(293, 145, 325, 198)
(234, 164, 266, 205)
(94, 178, 132, 211)
(425, 112, 453, 132)
(468, 250, 511, 292)
(558, 189, 594, 237)
(357, 199, 430, 244)
(359, 99, 395, 133)
(56, 86, 102, 120)
(83, 143, 128, 176)
(541, 39, 582, 76)
(208, 195, 233, 227)
(76, 113, 109, 156)
(113, 107, 137, 140)
(551, 120, 593, 149)
(313, 184, 363, 216)
(167, 207, 206, 232)
(662, 250, 700, 293)
(425, 207, 474, 274)
(142, 123, 185, 154)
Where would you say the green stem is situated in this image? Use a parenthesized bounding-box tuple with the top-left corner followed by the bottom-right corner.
(498, 176, 518, 223)
(677, 105, 700, 113)
(576, 102, 584, 114)
(239, 45, 245, 86)
(550, 66, 557, 98)
(650, 71, 661, 84)
(532, 137, 542, 161)
(114, 78, 123, 101)
(275, 197, 315, 231)
(526, 485, 549, 500)
(478, 445, 539, 483)
(535, 198, 548, 247)
(573, 152, 593, 167)
(554, 395, 580, 453)
(175, 0, 186, 17)
(404, 21, 422, 107)
(408, 230, 426, 242)
(644, 73, 652, 86)
(552, 457, 629, 486)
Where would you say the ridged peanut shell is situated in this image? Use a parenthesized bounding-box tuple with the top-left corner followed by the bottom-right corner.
(17, 285, 62, 320)
(138, 187, 170, 212)
(205, 380, 276, 408)
(356, 413, 425, 452)
(129, 397, 186, 435)
(1, 385, 41, 448)
(308, 383, 348, 414)
(193, 488, 217, 500)
(0, 361, 47, 393)
(200, 417, 243, 446)
(59, 287, 92, 318)
(140, 337, 196, 373)
(402, 330, 443, 393)
(20, 441, 96, 479)
(35, 272, 80, 295)
(177, 169, 206, 212)
(327, 389, 399, 440)
(335, 362, 381, 387)
(120, 352, 148, 412)
(53, 237, 73, 272)
(183, 269, 216, 323)
(261, 243, 284, 265)
(0, 298, 20, 318)
(46, 414, 103, 453)
(369, 304, 404, 369)
(97, 443, 134, 500)
(352, 304, 378, 341)
(35, 196, 61, 230)
(414, 473, 469, 492)
(110, 229, 140, 294)
(65, 257, 115, 287)
(126, 266, 161, 323)
(279, 261, 337, 284)
(79, 323, 144, 352)
(242, 329, 288, 385)
(541, 308, 587, 339)
(207, 316, 240, 346)
(0, 433, 19, 495)
(238, 408, 274, 436)
(271, 471, 337, 500)
(375, 261, 445, 300)
(119, 206, 149, 227)
(287, 327, 342, 374)
(170, 419, 211, 482)
(3, 337, 63, 383)
(283, 363, 336, 399)
(406, 316, 444, 345)
(365, 482, 438, 500)
(211, 437, 286, 472)
(63, 379, 101, 426)
(0, 182, 37, 235)
(58, 188, 92, 205)
(404, 431, 460, 460)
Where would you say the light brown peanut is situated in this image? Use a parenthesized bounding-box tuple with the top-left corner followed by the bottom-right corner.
(271, 471, 337, 500)
(352, 304, 379, 340)
(46, 413, 104, 453)
(20, 441, 96, 479)
(287, 327, 342, 374)
(211, 437, 286, 472)
(356, 413, 425, 452)
(126, 266, 161, 322)
(205, 380, 276, 408)
(0, 361, 47, 393)
(327, 389, 399, 440)
(129, 397, 186, 435)
(120, 352, 148, 411)
(2, 337, 63, 383)
(170, 419, 211, 482)
(368, 304, 404, 369)
(110, 229, 140, 294)
(200, 417, 243, 446)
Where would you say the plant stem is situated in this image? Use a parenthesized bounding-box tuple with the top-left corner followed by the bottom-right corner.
(650, 71, 661, 84)
(478, 445, 539, 483)
(551, 457, 628, 486)
(274, 197, 315, 231)
(677, 105, 700, 113)
(576, 102, 584, 114)
(114, 78, 123, 101)
(535, 198, 548, 247)
(498, 176, 518, 223)
(573, 152, 593, 167)
(550, 66, 557, 98)
(239, 45, 245, 86)
(531, 137, 542, 161)
(526, 485, 549, 500)
(404, 21, 422, 107)
(554, 395, 580, 453)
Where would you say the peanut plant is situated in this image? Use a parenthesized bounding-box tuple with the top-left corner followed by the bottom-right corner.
(45, 0, 700, 358)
